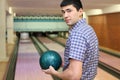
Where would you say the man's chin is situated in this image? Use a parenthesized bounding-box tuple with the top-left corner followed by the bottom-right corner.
(66, 22, 71, 25)
(67, 23, 73, 26)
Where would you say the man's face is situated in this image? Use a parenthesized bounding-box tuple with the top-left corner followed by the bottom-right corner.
(61, 5, 83, 26)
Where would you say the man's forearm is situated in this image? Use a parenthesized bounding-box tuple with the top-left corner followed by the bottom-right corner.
(53, 68, 79, 80)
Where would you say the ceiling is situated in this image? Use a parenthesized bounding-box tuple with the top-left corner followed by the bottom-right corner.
(7, 0, 120, 16)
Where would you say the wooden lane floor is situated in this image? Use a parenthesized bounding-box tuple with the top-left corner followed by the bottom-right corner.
(95, 68, 119, 80)
(0, 44, 15, 80)
(38, 37, 119, 80)
(0, 62, 8, 80)
(14, 39, 53, 80)
(99, 51, 120, 71)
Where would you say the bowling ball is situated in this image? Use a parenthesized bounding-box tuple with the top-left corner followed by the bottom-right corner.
(39, 50, 62, 70)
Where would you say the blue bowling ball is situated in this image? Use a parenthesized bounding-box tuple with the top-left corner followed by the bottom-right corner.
(39, 50, 62, 70)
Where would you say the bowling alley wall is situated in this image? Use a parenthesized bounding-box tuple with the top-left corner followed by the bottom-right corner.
(88, 12, 120, 52)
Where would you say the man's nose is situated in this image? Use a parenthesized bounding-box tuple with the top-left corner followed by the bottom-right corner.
(64, 12, 68, 18)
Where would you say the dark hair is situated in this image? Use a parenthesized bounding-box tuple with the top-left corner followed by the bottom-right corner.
(60, 0, 83, 11)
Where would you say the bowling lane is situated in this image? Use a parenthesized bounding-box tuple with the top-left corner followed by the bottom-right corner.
(14, 39, 53, 80)
(94, 68, 119, 80)
(99, 51, 120, 72)
(38, 36, 119, 80)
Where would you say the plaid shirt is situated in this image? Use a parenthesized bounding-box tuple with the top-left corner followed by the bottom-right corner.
(63, 18, 99, 80)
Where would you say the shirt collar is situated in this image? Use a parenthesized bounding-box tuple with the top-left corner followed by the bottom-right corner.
(69, 18, 86, 33)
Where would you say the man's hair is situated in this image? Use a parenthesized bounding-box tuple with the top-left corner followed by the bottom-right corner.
(60, 0, 83, 11)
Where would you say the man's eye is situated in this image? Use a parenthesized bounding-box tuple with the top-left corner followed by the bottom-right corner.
(61, 10, 65, 14)
(67, 9, 72, 13)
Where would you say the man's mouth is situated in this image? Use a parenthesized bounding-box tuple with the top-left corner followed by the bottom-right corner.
(65, 19, 70, 23)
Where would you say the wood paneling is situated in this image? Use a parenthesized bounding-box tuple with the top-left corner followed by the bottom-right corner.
(88, 13, 120, 51)
(106, 13, 120, 50)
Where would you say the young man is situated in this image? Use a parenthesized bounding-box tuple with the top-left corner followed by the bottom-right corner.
(43, 0, 99, 80)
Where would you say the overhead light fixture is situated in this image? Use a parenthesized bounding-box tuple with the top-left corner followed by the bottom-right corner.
(86, 9, 103, 16)
(9, 7, 13, 14)
(103, 4, 120, 13)
(13, 13, 16, 17)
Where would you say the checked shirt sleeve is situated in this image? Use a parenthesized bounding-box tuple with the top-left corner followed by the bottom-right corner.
(69, 32, 87, 62)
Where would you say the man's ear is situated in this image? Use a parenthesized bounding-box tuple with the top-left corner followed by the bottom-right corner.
(79, 8, 83, 17)
(79, 8, 83, 13)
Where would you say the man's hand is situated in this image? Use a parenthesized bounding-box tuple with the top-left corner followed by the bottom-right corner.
(42, 66, 56, 75)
